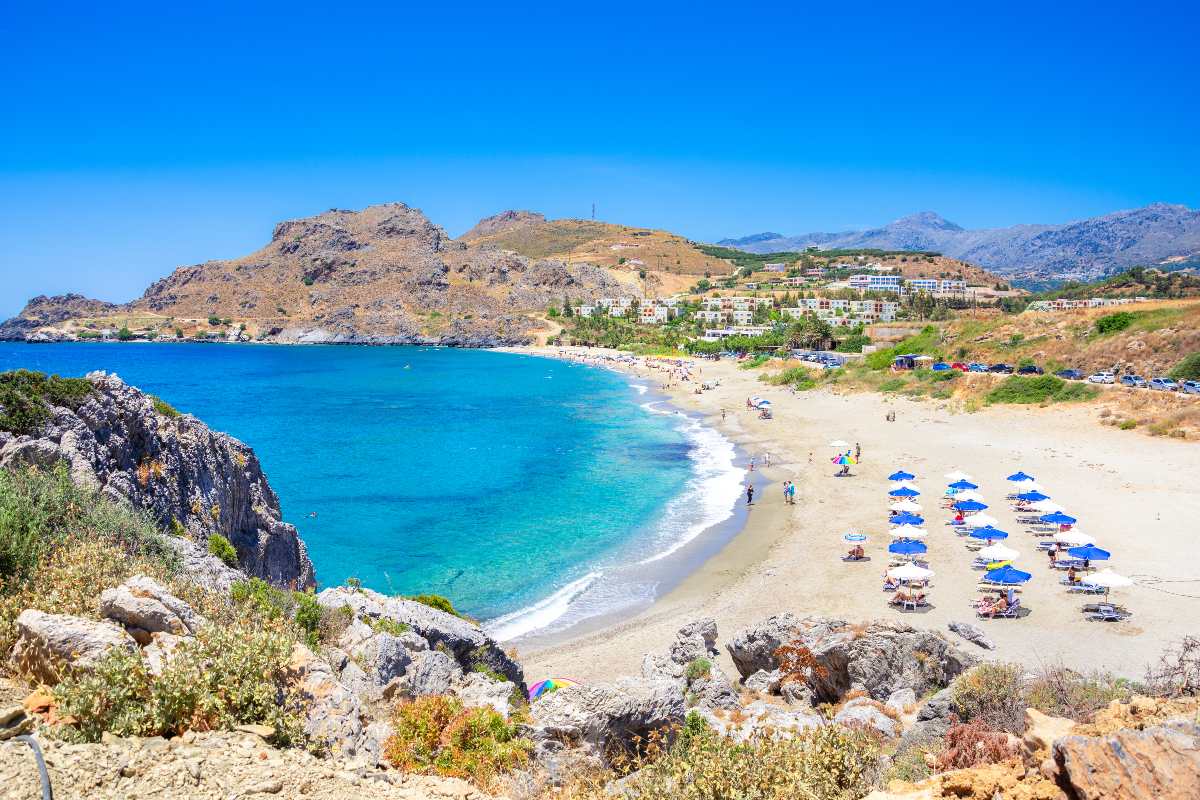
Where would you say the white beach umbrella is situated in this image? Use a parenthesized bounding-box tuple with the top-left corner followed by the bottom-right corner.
(944, 471, 974, 481)
(1054, 530, 1096, 547)
(978, 543, 1020, 562)
(890, 500, 923, 512)
(1030, 500, 1065, 513)
(829, 440, 851, 448)
(953, 489, 986, 502)
(889, 525, 928, 538)
(888, 563, 934, 581)
(964, 513, 1000, 528)
(1084, 569, 1133, 589)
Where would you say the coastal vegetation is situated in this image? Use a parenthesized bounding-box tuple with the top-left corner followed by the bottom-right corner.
(0, 369, 94, 435)
(207, 532, 239, 566)
(984, 375, 1098, 405)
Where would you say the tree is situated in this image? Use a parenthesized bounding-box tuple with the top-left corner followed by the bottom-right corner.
(785, 316, 833, 349)
(117, 326, 134, 341)
(562, 295, 573, 318)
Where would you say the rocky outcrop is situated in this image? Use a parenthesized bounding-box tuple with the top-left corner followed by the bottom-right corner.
(1052, 720, 1200, 799)
(99, 575, 205, 637)
(947, 621, 995, 650)
(640, 618, 739, 711)
(0, 294, 121, 340)
(9, 610, 138, 683)
(460, 210, 546, 240)
(0, 372, 314, 590)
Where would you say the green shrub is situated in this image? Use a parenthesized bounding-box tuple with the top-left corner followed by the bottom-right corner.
(985, 375, 1098, 405)
(1169, 352, 1200, 381)
(117, 326, 135, 341)
(685, 657, 712, 682)
(317, 604, 355, 644)
(835, 333, 871, 353)
(408, 593, 464, 618)
(207, 533, 238, 567)
(383, 695, 531, 786)
(879, 378, 907, 392)
(740, 354, 770, 370)
(952, 662, 1026, 733)
(1118, 419, 1137, 430)
(150, 396, 181, 418)
(364, 615, 410, 636)
(230, 577, 289, 619)
(864, 326, 942, 370)
(207, 314, 221, 326)
(761, 367, 816, 390)
(53, 623, 303, 745)
(293, 591, 322, 648)
(1094, 311, 1135, 334)
(0, 370, 94, 435)
(170, 518, 187, 537)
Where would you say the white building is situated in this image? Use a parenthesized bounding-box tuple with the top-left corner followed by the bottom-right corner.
(699, 325, 772, 342)
(763, 263, 788, 272)
(905, 278, 967, 295)
(848, 274, 903, 292)
(782, 298, 898, 327)
(575, 305, 597, 317)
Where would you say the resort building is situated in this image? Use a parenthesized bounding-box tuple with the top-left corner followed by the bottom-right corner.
(905, 278, 968, 295)
(1025, 296, 1151, 312)
(782, 298, 898, 327)
(701, 296, 773, 312)
(597, 297, 636, 316)
(848, 274, 903, 292)
(575, 305, 597, 317)
(699, 325, 772, 342)
(638, 303, 678, 324)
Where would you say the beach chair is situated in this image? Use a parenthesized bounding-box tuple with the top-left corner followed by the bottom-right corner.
(1087, 604, 1125, 622)
(997, 599, 1021, 618)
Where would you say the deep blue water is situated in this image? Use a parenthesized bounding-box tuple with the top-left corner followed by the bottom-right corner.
(0, 343, 741, 638)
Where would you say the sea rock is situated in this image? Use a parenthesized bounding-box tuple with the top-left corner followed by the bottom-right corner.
(99, 575, 204, 636)
(528, 677, 685, 761)
(285, 643, 365, 756)
(453, 672, 517, 717)
(0, 372, 315, 590)
(316, 586, 524, 692)
(10, 609, 138, 683)
(698, 700, 823, 742)
(1052, 719, 1200, 799)
(834, 698, 899, 739)
(948, 621, 996, 650)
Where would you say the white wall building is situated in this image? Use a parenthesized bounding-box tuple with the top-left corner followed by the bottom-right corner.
(848, 274, 903, 292)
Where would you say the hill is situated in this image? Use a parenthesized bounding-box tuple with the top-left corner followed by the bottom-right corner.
(720, 203, 1200, 285)
(1, 204, 636, 345)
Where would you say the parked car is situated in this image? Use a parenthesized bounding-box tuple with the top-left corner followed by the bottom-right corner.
(968, 363, 989, 373)
(989, 363, 1015, 374)
(1088, 371, 1116, 384)
(931, 362, 951, 371)
(1182, 380, 1200, 395)
(1017, 365, 1044, 375)
(1120, 374, 1146, 388)
(1149, 377, 1179, 391)
(950, 362, 970, 372)
(1056, 369, 1084, 380)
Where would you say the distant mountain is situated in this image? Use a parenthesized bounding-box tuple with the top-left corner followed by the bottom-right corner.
(719, 203, 1200, 284)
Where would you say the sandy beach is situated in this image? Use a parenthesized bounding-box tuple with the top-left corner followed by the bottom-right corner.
(512, 346, 1200, 684)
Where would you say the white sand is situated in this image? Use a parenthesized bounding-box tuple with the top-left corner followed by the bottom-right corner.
(513, 347, 1200, 684)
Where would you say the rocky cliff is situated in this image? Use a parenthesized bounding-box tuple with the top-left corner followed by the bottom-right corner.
(0, 371, 314, 589)
(1, 203, 632, 345)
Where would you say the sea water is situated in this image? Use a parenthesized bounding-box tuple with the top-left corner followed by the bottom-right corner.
(0, 343, 743, 639)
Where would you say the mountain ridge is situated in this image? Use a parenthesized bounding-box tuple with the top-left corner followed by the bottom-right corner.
(720, 202, 1200, 284)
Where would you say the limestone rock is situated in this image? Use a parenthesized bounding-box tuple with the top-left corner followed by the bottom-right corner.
(1023, 708, 1076, 756)
(726, 613, 805, 677)
(453, 672, 517, 717)
(780, 680, 814, 707)
(392, 650, 461, 698)
(689, 669, 741, 711)
(143, 631, 186, 676)
(887, 687, 918, 714)
(10, 609, 137, 683)
(834, 697, 900, 738)
(744, 668, 783, 694)
(698, 700, 823, 742)
(947, 621, 995, 650)
(286, 643, 365, 756)
(1053, 719, 1200, 799)
(100, 575, 204, 636)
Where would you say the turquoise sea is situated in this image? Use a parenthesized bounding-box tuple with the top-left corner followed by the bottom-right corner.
(0, 343, 743, 640)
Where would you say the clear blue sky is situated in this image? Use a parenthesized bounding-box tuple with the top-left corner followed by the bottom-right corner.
(2, 1, 1198, 317)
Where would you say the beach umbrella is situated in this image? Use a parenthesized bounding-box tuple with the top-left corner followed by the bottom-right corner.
(888, 470, 916, 481)
(953, 490, 986, 502)
(1067, 544, 1110, 562)
(890, 512, 925, 526)
(1017, 491, 1050, 502)
(889, 525, 927, 538)
(888, 563, 934, 581)
(828, 440, 851, 448)
(1041, 512, 1078, 525)
(834, 454, 858, 466)
(1030, 500, 1065, 513)
(947, 479, 978, 490)
(843, 532, 868, 542)
(528, 678, 579, 701)
(944, 471, 974, 481)
(890, 499, 922, 512)
(954, 500, 989, 512)
(889, 487, 920, 498)
(983, 565, 1032, 585)
(888, 539, 927, 556)
(1054, 530, 1095, 547)
(963, 513, 1000, 528)
(979, 543, 1020, 561)
(1007, 471, 1035, 483)
(1082, 569, 1133, 598)
(968, 526, 1009, 540)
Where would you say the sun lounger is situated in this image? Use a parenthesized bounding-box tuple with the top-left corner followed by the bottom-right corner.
(1086, 604, 1126, 622)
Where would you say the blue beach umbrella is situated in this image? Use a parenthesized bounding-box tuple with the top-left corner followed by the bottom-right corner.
(1067, 545, 1110, 561)
(948, 479, 978, 490)
(889, 487, 920, 498)
(1007, 471, 1035, 482)
(888, 540, 927, 556)
(968, 526, 1009, 540)
(843, 533, 868, 542)
(1041, 512, 1077, 525)
(890, 512, 925, 526)
(1017, 491, 1050, 502)
(984, 565, 1032, 585)
(889, 470, 916, 481)
(954, 500, 989, 512)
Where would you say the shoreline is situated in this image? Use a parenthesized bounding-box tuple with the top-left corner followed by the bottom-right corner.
(508, 345, 1200, 685)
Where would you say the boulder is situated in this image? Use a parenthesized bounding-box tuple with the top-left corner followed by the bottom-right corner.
(698, 700, 823, 742)
(285, 643, 365, 756)
(947, 621, 996, 650)
(10, 610, 138, 683)
(834, 698, 899, 738)
(780, 680, 814, 707)
(669, 618, 718, 666)
(744, 668, 783, 694)
(886, 687, 917, 714)
(453, 672, 517, 717)
(1023, 708, 1076, 756)
(99, 575, 204, 636)
(392, 650, 461, 699)
(1053, 719, 1200, 799)
(726, 613, 805, 677)
(688, 670, 741, 711)
(142, 632, 185, 677)
(528, 677, 685, 761)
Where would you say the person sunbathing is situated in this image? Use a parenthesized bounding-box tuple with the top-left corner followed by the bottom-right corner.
(882, 575, 900, 591)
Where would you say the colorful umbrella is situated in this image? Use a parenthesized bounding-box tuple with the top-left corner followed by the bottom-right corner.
(528, 678, 579, 701)
(948, 479, 978, 490)
(1007, 471, 1035, 482)
(834, 454, 858, 466)
(983, 565, 1032, 585)
(889, 470, 916, 481)
(843, 532, 868, 542)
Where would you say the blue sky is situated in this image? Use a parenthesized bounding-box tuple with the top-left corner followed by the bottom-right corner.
(2, 1, 1198, 316)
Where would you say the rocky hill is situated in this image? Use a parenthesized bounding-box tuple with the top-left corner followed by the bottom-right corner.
(0, 203, 634, 345)
(720, 203, 1200, 285)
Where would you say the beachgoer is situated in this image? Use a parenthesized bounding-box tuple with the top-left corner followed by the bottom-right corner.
(855, 442, 861, 460)
(1047, 548, 1056, 565)
(749, 457, 756, 472)
(746, 484, 754, 505)
(1067, 565, 1078, 584)
(788, 482, 796, 504)
(764, 452, 771, 467)
(721, 409, 726, 421)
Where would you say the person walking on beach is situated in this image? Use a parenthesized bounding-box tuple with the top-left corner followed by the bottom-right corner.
(764, 451, 771, 467)
(749, 457, 755, 472)
(721, 408, 726, 421)
(855, 442, 861, 461)
(746, 483, 755, 505)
